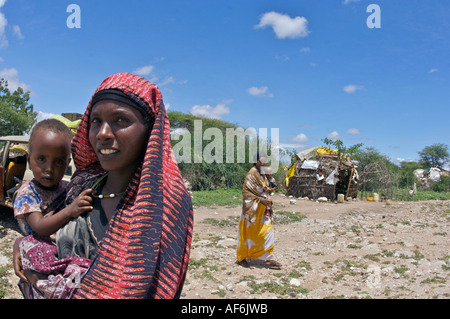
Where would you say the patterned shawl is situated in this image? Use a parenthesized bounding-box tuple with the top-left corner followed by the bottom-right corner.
(242, 166, 269, 223)
(69, 72, 193, 299)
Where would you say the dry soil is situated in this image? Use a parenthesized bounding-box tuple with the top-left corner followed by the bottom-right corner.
(1, 196, 449, 299)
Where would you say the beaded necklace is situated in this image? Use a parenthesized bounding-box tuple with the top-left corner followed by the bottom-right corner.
(91, 174, 125, 199)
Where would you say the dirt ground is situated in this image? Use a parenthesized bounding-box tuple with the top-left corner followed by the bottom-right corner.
(1, 195, 449, 299)
(183, 195, 450, 299)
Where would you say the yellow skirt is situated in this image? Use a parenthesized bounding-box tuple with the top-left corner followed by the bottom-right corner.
(236, 203, 274, 262)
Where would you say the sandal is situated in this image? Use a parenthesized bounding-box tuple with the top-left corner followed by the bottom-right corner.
(236, 260, 250, 268)
(265, 260, 282, 269)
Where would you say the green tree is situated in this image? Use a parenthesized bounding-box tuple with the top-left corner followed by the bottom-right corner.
(321, 138, 364, 164)
(168, 111, 253, 190)
(418, 143, 449, 169)
(0, 79, 37, 136)
(352, 146, 389, 170)
(398, 161, 422, 188)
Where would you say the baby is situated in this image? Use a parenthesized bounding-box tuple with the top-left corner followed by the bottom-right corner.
(14, 119, 93, 238)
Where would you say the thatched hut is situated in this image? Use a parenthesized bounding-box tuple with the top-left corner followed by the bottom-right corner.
(286, 147, 359, 201)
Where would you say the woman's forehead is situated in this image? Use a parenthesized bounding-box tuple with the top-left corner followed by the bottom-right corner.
(91, 100, 143, 117)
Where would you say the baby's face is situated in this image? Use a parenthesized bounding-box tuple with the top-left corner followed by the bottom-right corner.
(28, 130, 71, 188)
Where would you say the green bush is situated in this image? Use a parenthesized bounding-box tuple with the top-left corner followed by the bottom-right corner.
(432, 176, 450, 192)
(169, 111, 276, 191)
(191, 188, 242, 207)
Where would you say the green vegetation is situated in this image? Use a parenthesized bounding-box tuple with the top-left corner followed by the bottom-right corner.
(191, 188, 242, 207)
(203, 217, 239, 227)
(392, 188, 450, 201)
(168, 111, 282, 191)
(350, 143, 450, 199)
(170, 111, 449, 199)
(418, 143, 449, 169)
(247, 278, 309, 296)
(0, 266, 10, 299)
(201, 210, 307, 228)
(274, 211, 307, 224)
(0, 79, 37, 136)
(169, 111, 253, 191)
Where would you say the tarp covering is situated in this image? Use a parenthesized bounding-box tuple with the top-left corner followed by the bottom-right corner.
(51, 114, 81, 134)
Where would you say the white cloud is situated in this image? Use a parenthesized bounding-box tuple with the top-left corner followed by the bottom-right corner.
(255, 11, 310, 39)
(246, 86, 274, 98)
(13, 25, 23, 39)
(159, 76, 174, 87)
(327, 131, 341, 140)
(0, 68, 31, 92)
(279, 143, 306, 149)
(399, 157, 416, 163)
(133, 65, 154, 76)
(428, 68, 438, 74)
(393, 157, 416, 166)
(35, 111, 54, 123)
(292, 133, 308, 143)
(189, 101, 231, 119)
(343, 0, 361, 5)
(343, 84, 364, 94)
(275, 54, 290, 62)
(346, 128, 361, 135)
(0, 2, 8, 48)
(170, 127, 189, 139)
(132, 65, 178, 88)
(277, 143, 309, 164)
(299, 47, 310, 53)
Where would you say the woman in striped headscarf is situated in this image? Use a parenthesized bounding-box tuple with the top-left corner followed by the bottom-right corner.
(14, 73, 193, 299)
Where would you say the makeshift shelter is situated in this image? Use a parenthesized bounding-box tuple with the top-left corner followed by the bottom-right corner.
(51, 114, 82, 135)
(286, 147, 359, 201)
(413, 167, 445, 188)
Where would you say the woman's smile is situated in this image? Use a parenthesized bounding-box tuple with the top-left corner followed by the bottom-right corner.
(98, 148, 120, 156)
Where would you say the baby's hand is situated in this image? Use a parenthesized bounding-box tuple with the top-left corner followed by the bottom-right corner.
(68, 189, 94, 218)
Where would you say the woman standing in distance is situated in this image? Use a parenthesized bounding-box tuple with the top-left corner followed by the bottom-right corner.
(236, 152, 281, 269)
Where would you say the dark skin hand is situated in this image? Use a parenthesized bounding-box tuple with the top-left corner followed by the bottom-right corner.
(260, 198, 272, 207)
(13, 189, 94, 283)
(13, 238, 27, 282)
(25, 189, 94, 237)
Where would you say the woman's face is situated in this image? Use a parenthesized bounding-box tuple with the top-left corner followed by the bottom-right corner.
(89, 100, 150, 174)
(256, 157, 266, 170)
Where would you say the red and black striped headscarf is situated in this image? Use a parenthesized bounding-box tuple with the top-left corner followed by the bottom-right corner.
(70, 72, 193, 298)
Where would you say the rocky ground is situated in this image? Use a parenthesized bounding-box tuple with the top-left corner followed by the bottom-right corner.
(0, 206, 23, 299)
(183, 195, 449, 299)
(1, 196, 449, 299)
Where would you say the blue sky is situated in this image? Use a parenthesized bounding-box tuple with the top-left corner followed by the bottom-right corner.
(1, 0, 449, 165)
